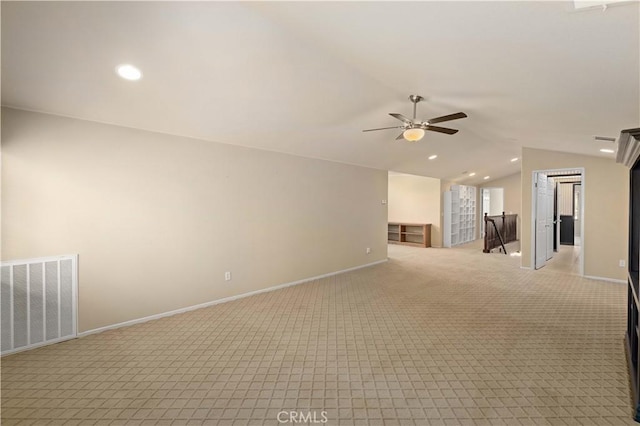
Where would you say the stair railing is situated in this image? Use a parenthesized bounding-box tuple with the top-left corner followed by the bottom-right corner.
(483, 212, 518, 254)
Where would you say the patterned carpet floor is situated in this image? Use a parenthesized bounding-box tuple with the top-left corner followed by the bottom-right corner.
(0, 243, 633, 425)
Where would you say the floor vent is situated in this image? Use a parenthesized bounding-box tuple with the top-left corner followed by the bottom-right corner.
(1, 255, 78, 356)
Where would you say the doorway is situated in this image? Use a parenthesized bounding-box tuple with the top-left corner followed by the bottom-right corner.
(480, 187, 504, 238)
(531, 168, 584, 274)
(556, 178, 582, 248)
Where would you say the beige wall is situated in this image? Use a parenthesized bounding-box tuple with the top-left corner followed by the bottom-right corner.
(1, 108, 389, 332)
(480, 172, 522, 240)
(521, 147, 628, 280)
(388, 173, 442, 247)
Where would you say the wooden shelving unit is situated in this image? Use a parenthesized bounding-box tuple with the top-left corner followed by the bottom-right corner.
(388, 223, 431, 248)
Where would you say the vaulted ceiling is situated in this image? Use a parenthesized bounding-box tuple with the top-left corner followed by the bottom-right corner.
(2, 1, 638, 184)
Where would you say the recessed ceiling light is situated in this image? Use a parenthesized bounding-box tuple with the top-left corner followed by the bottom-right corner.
(469, 172, 476, 177)
(428, 155, 438, 160)
(510, 157, 519, 162)
(600, 148, 615, 153)
(116, 64, 142, 81)
(483, 176, 490, 180)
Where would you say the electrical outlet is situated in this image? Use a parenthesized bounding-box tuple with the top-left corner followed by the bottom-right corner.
(366, 247, 371, 254)
(225, 271, 232, 281)
(381, 200, 387, 205)
(620, 260, 626, 268)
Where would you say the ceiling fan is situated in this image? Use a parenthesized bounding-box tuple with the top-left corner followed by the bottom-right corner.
(363, 95, 467, 141)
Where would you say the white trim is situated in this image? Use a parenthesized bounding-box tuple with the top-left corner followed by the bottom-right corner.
(583, 275, 626, 284)
(26, 265, 30, 345)
(42, 262, 46, 344)
(57, 261, 62, 338)
(1, 254, 78, 266)
(1, 335, 77, 357)
(520, 266, 532, 270)
(9, 267, 14, 350)
(616, 128, 640, 167)
(72, 255, 78, 338)
(78, 259, 388, 338)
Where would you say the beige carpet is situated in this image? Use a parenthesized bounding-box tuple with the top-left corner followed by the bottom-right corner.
(1, 243, 633, 425)
(545, 245, 581, 276)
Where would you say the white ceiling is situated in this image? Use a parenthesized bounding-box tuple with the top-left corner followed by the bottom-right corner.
(2, 1, 638, 184)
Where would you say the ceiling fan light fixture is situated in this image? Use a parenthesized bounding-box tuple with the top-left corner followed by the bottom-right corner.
(403, 128, 425, 142)
(362, 95, 466, 140)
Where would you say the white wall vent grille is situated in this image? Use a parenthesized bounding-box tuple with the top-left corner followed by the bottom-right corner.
(1, 255, 77, 356)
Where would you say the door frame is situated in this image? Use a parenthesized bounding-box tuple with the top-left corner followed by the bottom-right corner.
(546, 176, 554, 261)
(573, 183, 582, 242)
(530, 168, 585, 275)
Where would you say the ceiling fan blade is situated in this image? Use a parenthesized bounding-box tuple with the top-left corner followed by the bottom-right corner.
(427, 112, 467, 124)
(395, 132, 406, 140)
(389, 113, 412, 124)
(362, 126, 404, 132)
(426, 125, 459, 135)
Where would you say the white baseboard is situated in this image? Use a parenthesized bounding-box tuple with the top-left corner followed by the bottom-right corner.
(78, 259, 388, 338)
(1, 335, 76, 357)
(583, 275, 626, 284)
(518, 267, 623, 283)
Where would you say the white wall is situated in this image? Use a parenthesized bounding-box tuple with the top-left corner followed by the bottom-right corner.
(388, 173, 441, 247)
(488, 188, 504, 215)
(1, 108, 389, 332)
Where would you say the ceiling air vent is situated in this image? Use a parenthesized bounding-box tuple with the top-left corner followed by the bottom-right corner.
(593, 136, 616, 142)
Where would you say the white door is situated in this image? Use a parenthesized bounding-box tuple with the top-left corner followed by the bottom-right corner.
(535, 172, 548, 269)
(546, 177, 554, 260)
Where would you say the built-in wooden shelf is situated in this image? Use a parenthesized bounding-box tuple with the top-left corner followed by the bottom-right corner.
(388, 223, 431, 248)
